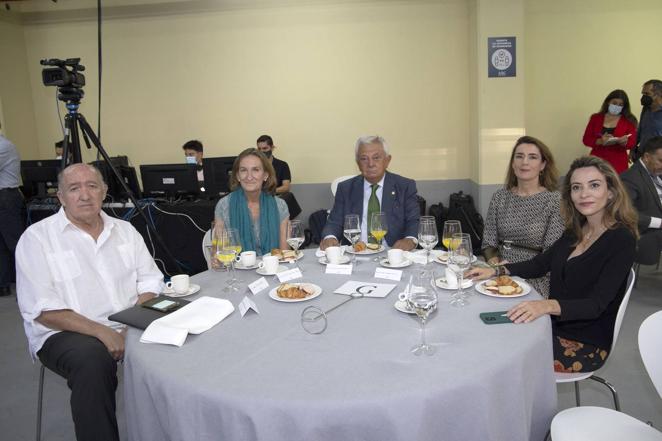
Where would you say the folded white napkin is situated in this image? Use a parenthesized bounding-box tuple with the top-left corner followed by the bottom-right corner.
(140, 296, 235, 347)
(404, 250, 428, 265)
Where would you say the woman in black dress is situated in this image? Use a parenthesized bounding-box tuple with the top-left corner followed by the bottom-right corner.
(468, 156, 638, 372)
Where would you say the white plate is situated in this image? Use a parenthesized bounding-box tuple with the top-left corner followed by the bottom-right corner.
(235, 261, 260, 270)
(345, 245, 385, 255)
(434, 277, 473, 290)
(379, 258, 412, 269)
(394, 299, 415, 314)
(256, 265, 288, 276)
(162, 283, 200, 298)
(318, 255, 351, 265)
(475, 277, 531, 298)
(264, 250, 304, 262)
(434, 253, 478, 265)
(268, 283, 322, 303)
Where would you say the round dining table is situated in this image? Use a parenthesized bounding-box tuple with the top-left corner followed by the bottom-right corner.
(123, 249, 557, 441)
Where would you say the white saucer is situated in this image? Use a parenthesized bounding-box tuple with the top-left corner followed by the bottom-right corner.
(256, 265, 288, 276)
(318, 255, 351, 265)
(394, 299, 415, 314)
(379, 258, 412, 269)
(162, 283, 200, 297)
(434, 277, 473, 290)
(235, 261, 259, 270)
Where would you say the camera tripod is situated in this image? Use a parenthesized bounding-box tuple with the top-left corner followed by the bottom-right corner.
(60, 99, 184, 274)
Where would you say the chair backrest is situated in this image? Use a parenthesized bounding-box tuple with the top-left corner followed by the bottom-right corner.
(202, 229, 212, 270)
(639, 310, 662, 398)
(610, 268, 636, 352)
(331, 175, 355, 197)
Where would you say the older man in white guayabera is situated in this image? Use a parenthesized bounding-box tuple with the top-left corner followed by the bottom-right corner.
(15, 163, 164, 441)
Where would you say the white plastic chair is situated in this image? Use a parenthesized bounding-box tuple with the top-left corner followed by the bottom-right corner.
(639, 310, 662, 398)
(549, 309, 662, 441)
(554, 268, 635, 411)
(330, 175, 355, 197)
(202, 228, 212, 270)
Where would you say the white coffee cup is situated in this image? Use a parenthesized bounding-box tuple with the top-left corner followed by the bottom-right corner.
(166, 274, 190, 294)
(236, 251, 256, 267)
(445, 267, 459, 288)
(325, 246, 345, 264)
(387, 248, 404, 265)
(258, 255, 280, 274)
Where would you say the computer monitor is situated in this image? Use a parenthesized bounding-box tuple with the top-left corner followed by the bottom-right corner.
(90, 160, 141, 201)
(140, 164, 200, 199)
(20, 160, 63, 200)
(202, 156, 236, 197)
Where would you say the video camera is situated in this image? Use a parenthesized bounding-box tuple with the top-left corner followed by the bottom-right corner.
(41, 58, 86, 102)
(41, 58, 86, 87)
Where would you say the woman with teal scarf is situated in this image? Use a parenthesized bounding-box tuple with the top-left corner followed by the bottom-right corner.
(214, 148, 290, 255)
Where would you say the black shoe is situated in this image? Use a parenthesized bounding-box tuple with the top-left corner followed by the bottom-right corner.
(0, 286, 11, 297)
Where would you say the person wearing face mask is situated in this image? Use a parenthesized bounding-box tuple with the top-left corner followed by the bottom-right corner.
(256, 135, 291, 194)
(182, 139, 204, 185)
(633, 79, 662, 160)
(582, 89, 637, 173)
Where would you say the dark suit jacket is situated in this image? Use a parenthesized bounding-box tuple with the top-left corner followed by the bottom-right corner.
(620, 160, 662, 231)
(322, 171, 420, 246)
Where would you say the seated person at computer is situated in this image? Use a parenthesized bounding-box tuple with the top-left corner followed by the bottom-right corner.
(214, 148, 289, 256)
(320, 135, 420, 251)
(16, 163, 164, 441)
(256, 135, 291, 194)
(468, 156, 637, 373)
(620, 135, 662, 265)
(182, 139, 204, 185)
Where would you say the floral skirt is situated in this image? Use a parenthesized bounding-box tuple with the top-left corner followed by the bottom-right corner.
(553, 336, 609, 373)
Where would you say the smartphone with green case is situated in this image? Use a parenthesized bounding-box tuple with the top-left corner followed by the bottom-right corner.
(479, 311, 513, 325)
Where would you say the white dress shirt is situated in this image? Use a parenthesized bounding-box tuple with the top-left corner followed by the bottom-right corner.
(16, 208, 164, 358)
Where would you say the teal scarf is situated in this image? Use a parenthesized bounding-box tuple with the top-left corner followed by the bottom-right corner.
(229, 189, 280, 255)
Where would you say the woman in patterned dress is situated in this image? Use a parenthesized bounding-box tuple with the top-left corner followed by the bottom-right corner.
(482, 136, 564, 297)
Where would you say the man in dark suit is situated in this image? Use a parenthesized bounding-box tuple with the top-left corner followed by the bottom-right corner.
(320, 136, 419, 251)
(620, 136, 662, 264)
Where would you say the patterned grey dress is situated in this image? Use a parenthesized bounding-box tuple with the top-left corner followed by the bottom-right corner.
(482, 188, 564, 298)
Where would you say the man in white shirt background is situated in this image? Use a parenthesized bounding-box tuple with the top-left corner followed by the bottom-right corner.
(0, 122, 25, 297)
(16, 163, 164, 441)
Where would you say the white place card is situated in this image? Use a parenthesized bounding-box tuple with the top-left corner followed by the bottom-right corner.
(334, 280, 397, 298)
(277, 268, 303, 282)
(374, 267, 403, 281)
(238, 296, 260, 317)
(248, 277, 269, 295)
(326, 264, 353, 275)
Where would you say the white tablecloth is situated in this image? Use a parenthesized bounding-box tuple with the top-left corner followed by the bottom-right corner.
(124, 250, 556, 441)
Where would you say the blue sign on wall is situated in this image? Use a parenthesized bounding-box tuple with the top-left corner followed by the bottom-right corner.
(488, 37, 516, 78)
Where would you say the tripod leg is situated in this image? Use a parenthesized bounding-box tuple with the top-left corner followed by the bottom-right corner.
(74, 113, 184, 274)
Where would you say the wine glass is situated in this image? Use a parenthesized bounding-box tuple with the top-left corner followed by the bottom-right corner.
(418, 216, 438, 266)
(370, 212, 388, 261)
(442, 220, 461, 252)
(448, 233, 472, 307)
(286, 220, 305, 269)
(221, 228, 242, 291)
(408, 271, 438, 356)
(343, 214, 361, 266)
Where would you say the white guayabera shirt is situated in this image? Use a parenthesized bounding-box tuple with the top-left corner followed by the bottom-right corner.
(16, 208, 164, 359)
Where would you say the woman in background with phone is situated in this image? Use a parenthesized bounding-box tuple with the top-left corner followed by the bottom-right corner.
(582, 89, 638, 173)
(469, 156, 637, 373)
